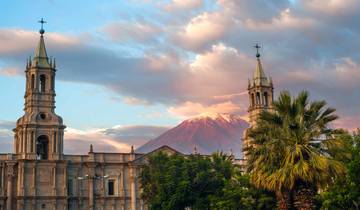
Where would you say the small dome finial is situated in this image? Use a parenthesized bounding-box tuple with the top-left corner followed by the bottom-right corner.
(254, 43, 261, 58)
(38, 18, 47, 35)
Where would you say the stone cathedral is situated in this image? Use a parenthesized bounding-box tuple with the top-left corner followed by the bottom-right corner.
(0, 23, 274, 210)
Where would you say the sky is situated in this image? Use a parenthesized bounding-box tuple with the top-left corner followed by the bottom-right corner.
(0, 0, 359, 154)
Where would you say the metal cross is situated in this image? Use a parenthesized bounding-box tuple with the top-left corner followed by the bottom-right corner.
(254, 43, 261, 58)
(38, 18, 46, 30)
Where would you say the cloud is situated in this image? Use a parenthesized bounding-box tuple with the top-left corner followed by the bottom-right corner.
(122, 96, 151, 106)
(168, 100, 245, 119)
(0, 121, 169, 154)
(172, 12, 230, 51)
(243, 8, 316, 31)
(1, 0, 360, 130)
(0, 121, 14, 153)
(102, 20, 162, 43)
(0, 29, 78, 55)
(301, 0, 360, 16)
(64, 125, 169, 154)
(164, 0, 203, 12)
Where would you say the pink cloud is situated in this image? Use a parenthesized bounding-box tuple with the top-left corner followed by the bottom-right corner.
(172, 12, 231, 51)
(102, 20, 162, 43)
(243, 8, 316, 31)
(164, 0, 203, 12)
(302, 0, 360, 16)
(0, 29, 78, 54)
(64, 125, 169, 154)
(168, 100, 246, 119)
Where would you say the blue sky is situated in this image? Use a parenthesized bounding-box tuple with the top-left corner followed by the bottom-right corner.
(1, 0, 360, 153)
(0, 0, 180, 129)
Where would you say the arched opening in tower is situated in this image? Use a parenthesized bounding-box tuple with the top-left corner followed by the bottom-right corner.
(263, 92, 268, 106)
(36, 135, 49, 160)
(40, 74, 46, 92)
(256, 92, 261, 105)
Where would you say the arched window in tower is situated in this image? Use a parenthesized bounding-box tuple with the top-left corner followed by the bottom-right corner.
(256, 92, 261, 105)
(36, 135, 49, 160)
(263, 92, 269, 106)
(31, 74, 35, 90)
(40, 74, 46, 92)
(51, 75, 55, 90)
(251, 93, 255, 107)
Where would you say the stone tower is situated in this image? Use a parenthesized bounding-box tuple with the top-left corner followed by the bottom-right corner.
(13, 20, 65, 160)
(247, 44, 274, 127)
(243, 44, 274, 162)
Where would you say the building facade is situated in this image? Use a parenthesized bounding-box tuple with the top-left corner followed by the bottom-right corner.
(0, 26, 162, 210)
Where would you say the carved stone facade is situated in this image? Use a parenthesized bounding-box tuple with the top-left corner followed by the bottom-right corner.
(0, 27, 162, 210)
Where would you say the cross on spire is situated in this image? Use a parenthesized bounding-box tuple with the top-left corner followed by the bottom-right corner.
(254, 43, 261, 58)
(38, 18, 47, 35)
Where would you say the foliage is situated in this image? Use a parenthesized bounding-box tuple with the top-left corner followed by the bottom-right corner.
(209, 171, 276, 210)
(244, 90, 346, 209)
(140, 151, 276, 210)
(319, 131, 360, 210)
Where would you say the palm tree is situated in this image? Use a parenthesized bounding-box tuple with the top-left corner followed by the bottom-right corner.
(245, 90, 346, 210)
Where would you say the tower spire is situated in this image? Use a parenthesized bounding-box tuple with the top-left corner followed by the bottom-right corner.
(33, 18, 50, 68)
(253, 44, 268, 86)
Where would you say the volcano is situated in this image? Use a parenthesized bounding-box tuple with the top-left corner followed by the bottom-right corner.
(136, 113, 249, 158)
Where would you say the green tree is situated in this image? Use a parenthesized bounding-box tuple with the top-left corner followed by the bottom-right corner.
(210, 169, 276, 210)
(245, 90, 346, 210)
(140, 152, 190, 210)
(319, 131, 360, 210)
(140, 151, 277, 210)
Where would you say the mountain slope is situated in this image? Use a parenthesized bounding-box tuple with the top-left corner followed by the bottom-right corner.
(136, 113, 249, 158)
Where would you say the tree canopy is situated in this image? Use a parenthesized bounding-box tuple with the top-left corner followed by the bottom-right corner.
(140, 152, 276, 210)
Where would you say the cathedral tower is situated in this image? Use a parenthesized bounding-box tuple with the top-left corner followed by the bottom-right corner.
(247, 44, 274, 127)
(243, 44, 274, 163)
(13, 19, 65, 160)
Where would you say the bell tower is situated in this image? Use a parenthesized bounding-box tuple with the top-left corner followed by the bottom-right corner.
(13, 19, 65, 160)
(243, 44, 274, 163)
(247, 44, 274, 127)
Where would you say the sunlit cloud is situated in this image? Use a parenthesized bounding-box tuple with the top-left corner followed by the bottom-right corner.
(0, 0, 360, 131)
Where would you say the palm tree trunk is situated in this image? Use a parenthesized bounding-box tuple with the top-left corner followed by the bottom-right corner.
(293, 185, 315, 210)
(276, 191, 291, 210)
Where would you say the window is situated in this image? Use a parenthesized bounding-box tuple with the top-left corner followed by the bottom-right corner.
(36, 135, 49, 160)
(251, 93, 255, 107)
(31, 74, 35, 90)
(256, 92, 261, 105)
(68, 179, 74, 196)
(40, 74, 46, 92)
(263, 92, 269, 106)
(51, 75, 55, 90)
(108, 179, 115, 196)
